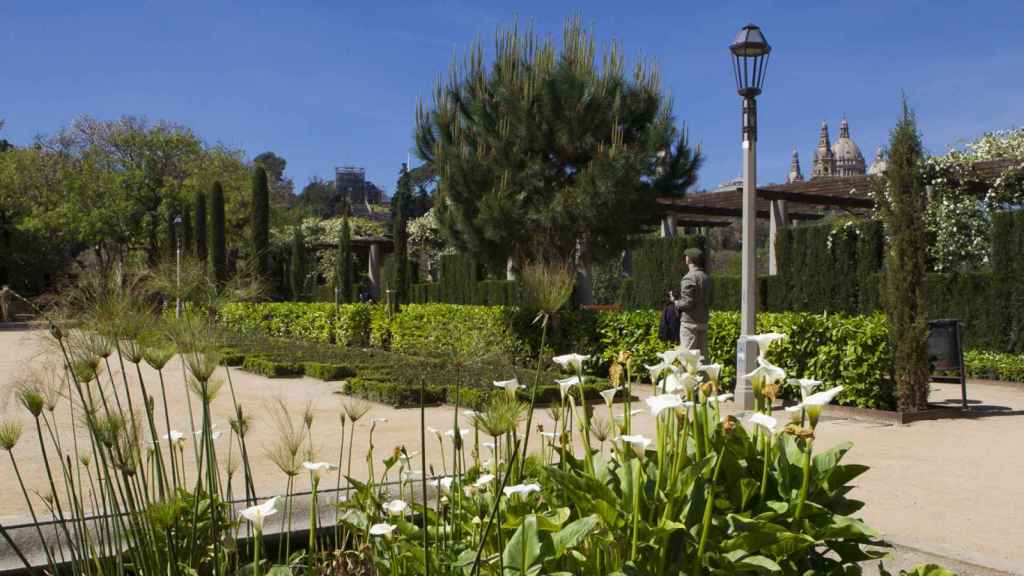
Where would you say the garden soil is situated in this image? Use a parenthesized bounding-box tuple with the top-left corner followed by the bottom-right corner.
(0, 328, 1021, 574)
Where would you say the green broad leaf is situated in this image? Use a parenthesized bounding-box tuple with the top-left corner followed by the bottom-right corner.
(267, 567, 291, 576)
(453, 548, 478, 568)
(536, 507, 571, 531)
(735, 554, 783, 573)
(816, 514, 880, 540)
(828, 540, 890, 563)
(721, 515, 814, 554)
(827, 464, 870, 490)
(739, 477, 760, 511)
(552, 514, 601, 556)
(813, 441, 853, 480)
(503, 514, 542, 576)
(335, 507, 368, 530)
(900, 564, 958, 576)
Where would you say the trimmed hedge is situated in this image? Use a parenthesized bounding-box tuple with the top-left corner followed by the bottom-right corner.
(617, 236, 706, 310)
(218, 302, 373, 347)
(303, 362, 355, 381)
(389, 303, 527, 361)
(241, 355, 304, 378)
(964, 350, 1024, 383)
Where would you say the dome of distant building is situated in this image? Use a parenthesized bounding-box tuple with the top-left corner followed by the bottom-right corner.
(832, 118, 865, 176)
(867, 147, 887, 176)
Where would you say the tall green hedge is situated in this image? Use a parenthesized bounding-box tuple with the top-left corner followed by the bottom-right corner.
(219, 302, 373, 347)
(210, 181, 227, 285)
(617, 236, 706, 309)
(992, 210, 1024, 353)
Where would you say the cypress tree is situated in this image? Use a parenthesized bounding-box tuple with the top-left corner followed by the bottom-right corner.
(182, 210, 193, 255)
(393, 166, 411, 305)
(167, 212, 178, 259)
(877, 101, 930, 412)
(195, 190, 208, 261)
(211, 181, 228, 285)
(289, 226, 306, 301)
(336, 205, 354, 303)
(252, 165, 271, 277)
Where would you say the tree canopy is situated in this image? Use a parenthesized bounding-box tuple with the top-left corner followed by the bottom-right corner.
(415, 16, 701, 270)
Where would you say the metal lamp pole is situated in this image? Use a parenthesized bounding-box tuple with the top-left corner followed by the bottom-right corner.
(730, 24, 771, 409)
(174, 215, 183, 319)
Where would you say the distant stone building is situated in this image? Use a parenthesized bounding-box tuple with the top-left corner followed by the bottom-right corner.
(335, 167, 386, 213)
(791, 118, 884, 182)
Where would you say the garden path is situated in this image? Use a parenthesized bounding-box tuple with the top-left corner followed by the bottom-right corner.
(0, 328, 1021, 574)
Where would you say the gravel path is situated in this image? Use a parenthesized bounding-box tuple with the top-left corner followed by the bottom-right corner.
(0, 328, 1021, 574)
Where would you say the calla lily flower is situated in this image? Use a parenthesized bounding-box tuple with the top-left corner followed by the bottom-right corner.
(445, 429, 468, 439)
(382, 499, 409, 516)
(552, 353, 590, 372)
(369, 522, 397, 537)
(701, 364, 723, 383)
(503, 483, 541, 498)
(163, 430, 185, 444)
(787, 385, 844, 428)
(747, 412, 778, 433)
(493, 378, 520, 396)
(555, 376, 581, 399)
(473, 474, 495, 487)
(749, 333, 786, 358)
(790, 378, 823, 400)
(196, 430, 223, 441)
(744, 357, 787, 393)
(644, 362, 673, 383)
(656, 349, 681, 364)
(401, 470, 423, 481)
(618, 434, 653, 457)
(645, 394, 684, 417)
(662, 372, 697, 394)
(371, 417, 388, 424)
(599, 387, 620, 408)
(240, 496, 278, 531)
(679, 349, 703, 373)
(430, 476, 454, 493)
(302, 461, 338, 479)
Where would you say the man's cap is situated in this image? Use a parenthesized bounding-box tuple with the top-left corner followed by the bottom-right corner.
(684, 248, 703, 259)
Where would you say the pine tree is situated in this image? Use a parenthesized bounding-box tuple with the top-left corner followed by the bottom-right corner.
(336, 205, 354, 303)
(195, 190, 208, 261)
(392, 165, 411, 306)
(877, 101, 930, 412)
(211, 181, 228, 285)
(289, 226, 306, 301)
(252, 166, 271, 278)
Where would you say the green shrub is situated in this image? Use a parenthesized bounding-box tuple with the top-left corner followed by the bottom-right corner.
(964, 350, 1024, 382)
(241, 355, 304, 378)
(617, 236, 705, 309)
(218, 302, 373, 346)
(303, 362, 355, 381)
(336, 304, 373, 346)
(390, 303, 527, 361)
(218, 348, 246, 367)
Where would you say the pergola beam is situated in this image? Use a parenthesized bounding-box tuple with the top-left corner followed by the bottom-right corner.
(755, 188, 874, 208)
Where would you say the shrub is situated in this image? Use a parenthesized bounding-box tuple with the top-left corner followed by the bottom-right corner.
(964, 350, 1024, 382)
(218, 302, 373, 346)
(219, 348, 246, 367)
(303, 362, 356, 381)
(390, 303, 527, 361)
(617, 236, 705, 309)
(335, 304, 373, 347)
(241, 355, 304, 378)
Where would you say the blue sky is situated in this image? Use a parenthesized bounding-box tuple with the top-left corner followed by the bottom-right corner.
(3, 1, 1022, 195)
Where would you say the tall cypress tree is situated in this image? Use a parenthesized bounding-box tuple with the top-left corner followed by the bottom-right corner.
(393, 166, 411, 305)
(336, 204, 354, 303)
(182, 210, 193, 254)
(877, 101, 930, 412)
(289, 226, 307, 301)
(195, 190, 208, 261)
(251, 166, 271, 277)
(211, 181, 228, 285)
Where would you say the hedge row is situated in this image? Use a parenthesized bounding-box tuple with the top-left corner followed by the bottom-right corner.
(219, 302, 373, 347)
(245, 301, 897, 409)
(617, 236, 706, 309)
(963, 350, 1024, 383)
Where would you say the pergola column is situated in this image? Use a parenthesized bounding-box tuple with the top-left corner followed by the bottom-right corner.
(768, 199, 789, 275)
(368, 242, 381, 300)
(660, 213, 677, 237)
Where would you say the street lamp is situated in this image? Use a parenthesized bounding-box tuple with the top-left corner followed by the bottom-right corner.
(174, 215, 183, 319)
(730, 24, 771, 409)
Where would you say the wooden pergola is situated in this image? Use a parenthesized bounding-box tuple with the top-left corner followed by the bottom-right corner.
(311, 237, 393, 299)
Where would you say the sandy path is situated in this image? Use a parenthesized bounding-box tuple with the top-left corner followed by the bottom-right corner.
(0, 328, 1021, 573)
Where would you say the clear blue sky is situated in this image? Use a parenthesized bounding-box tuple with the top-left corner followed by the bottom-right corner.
(3, 1, 1021, 195)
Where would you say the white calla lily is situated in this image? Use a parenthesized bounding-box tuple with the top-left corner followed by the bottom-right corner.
(645, 394, 684, 417)
(382, 499, 409, 516)
(679, 349, 703, 373)
(790, 378, 823, 400)
(502, 483, 541, 498)
(445, 429, 468, 439)
(369, 522, 397, 537)
(163, 430, 185, 444)
(747, 412, 778, 433)
(749, 333, 786, 358)
(493, 378, 520, 396)
(644, 361, 672, 383)
(552, 353, 590, 372)
(708, 393, 733, 404)
(656, 349, 681, 364)
(240, 496, 278, 531)
(430, 476, 454, 493)
(473, 474, 495, 487)
(599, 387, 620, 408)
(427, 426, 443, 439)
(618, 434, 653, 457)
(555, 376, 581, 399)
(701, 363, 723, 383)
(788, 385, 844, 428)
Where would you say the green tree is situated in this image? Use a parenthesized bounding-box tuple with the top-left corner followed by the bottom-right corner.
(251, 166, 271, 278)
(195, 190, 207, 261)
(210, 181, 228, 285)
(876, 101, 930, 412)
(415, 16, 701, 272)
(336, 206, 354, 303)
(289, 226, 307, 301)
(392, 165, 412, 305)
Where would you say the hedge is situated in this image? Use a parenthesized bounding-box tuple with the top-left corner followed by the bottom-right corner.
(241, 355, 304, 378)
(388, 303, 527, 361)
(963, 350, 1024, 383)
(218, 302, 373, 347)
(303, 362, 356, 381)
(617, 236, 706, 309)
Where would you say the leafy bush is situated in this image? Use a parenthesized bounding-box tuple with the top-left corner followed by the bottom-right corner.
(964, 349, 1024, 382)
(218, 302, 374, 346)
(218, 348, 246, 367)
(241, 355, 304, 378)
(303, 362, 355, 381)
(390, 304, 527, 361)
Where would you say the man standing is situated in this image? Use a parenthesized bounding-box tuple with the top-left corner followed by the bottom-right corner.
(675, 248, 712, 357)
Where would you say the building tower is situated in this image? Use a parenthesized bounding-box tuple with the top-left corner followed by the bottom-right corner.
(812, 121, 835, 178)
(832, 118, 866, 176)
(788, 148, 805, 183)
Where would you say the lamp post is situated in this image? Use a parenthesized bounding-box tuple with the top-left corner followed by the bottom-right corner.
(730, 24, 771, 409)
(174, 215, 183, 319)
